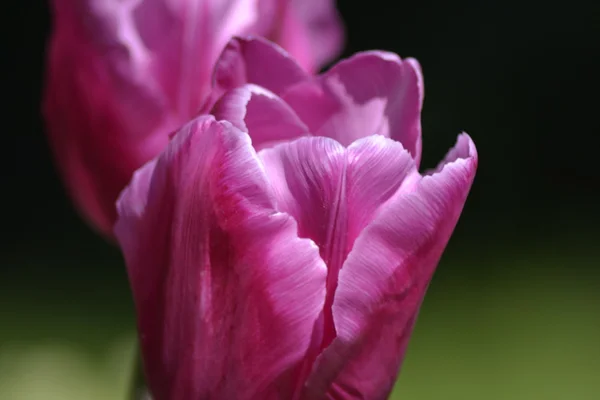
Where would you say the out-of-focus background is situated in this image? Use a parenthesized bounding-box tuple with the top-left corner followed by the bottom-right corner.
(3, 0, 599, 399)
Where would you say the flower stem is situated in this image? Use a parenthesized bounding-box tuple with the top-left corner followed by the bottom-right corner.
(129, 345, 150, 400)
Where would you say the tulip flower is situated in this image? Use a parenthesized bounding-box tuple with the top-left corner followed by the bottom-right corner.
(115, 38, 478, 399)
(43, 0, 343, 236)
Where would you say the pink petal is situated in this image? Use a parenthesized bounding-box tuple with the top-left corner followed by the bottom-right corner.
(259, 135, 416, 370)
(115, 116, 327, 399)
(131, 0, 262, 116)
(302, 134, 478, 399)
(282, 52, 424, 164)
(205, 36, 309, 111)
(211, 84, 310, 149)
(42, 42, 170, 237)
(43, 0, 176, 235)
(259, 136, 345, 268)
(269, 0, 345, 72)
(344, 136, 419, 245)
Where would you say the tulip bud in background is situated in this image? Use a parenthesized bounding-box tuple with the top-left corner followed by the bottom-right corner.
(115, 38, 478, 399)
(43, 0, 343, 237)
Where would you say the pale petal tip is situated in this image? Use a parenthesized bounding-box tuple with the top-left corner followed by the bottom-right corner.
(405, 57, 424, 88)
(342, 51, 422, 73)
(405, 57, 423, 73)
(115, 158, 156, 220)
(359, 50, 402, 63)
(427, 132, 478, 177)
(455, 132, 478, 163)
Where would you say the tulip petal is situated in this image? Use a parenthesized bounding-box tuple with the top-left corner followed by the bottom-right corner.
(44, 0, 178, 235)
(212, 84, 310, 149)
(260, 135, 417, 260)
(115, 116, 327, 399)
(206, 36, 309, 110)
(344, 136, 419, 246)
(302, 134, 477, 399)
(259, 136, 416, 263)
(282, 52, 424, 164)
(271, 0, 344, 72)
(259, 136, 416, 365)
(131, 0, 261, 115)
(258, 136, 345, 259)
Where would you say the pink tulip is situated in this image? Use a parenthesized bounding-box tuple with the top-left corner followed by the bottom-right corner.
(43, 0, 343, 236)
(115, 38, 478, 399)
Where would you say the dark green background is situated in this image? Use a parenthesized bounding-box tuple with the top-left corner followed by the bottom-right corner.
(2, 1, 599, 398)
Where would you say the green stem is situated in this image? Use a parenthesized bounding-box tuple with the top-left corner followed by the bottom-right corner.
(129, 345, 150, 400)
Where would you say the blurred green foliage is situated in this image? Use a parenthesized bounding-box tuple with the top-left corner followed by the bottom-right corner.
(2, 244, 598, 399)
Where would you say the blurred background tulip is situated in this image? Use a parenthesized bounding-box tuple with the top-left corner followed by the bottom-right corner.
(42, 0, 343, 236)
(3, 0, 599, 399)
